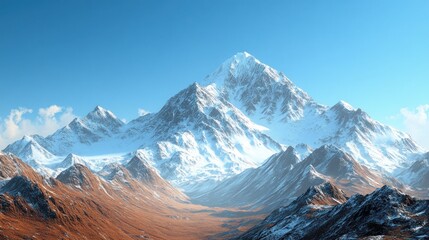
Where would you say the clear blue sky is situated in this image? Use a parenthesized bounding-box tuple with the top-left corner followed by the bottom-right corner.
(1, 0, 428, 128)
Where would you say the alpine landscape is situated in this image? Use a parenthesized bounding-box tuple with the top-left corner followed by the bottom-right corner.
(1, 1, 428, 239)
(1, 52, 428, 239)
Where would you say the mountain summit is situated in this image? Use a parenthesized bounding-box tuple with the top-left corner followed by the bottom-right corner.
(205, 52, 321, 122)
(203, 52, 424, 174)
(124, 82, 281, 192)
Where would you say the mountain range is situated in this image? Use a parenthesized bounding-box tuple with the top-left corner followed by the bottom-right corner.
(2, 52, 428, 239)
(238, 182, 429, 239)
(193, 144, 404, 212)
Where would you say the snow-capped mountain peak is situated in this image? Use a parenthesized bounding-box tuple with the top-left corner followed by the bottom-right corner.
(4, 136, 54, 164)
(126, 82, 281, 192)
(201, 53, 425, 175)
(81, 106, 124, 131)
(211, 52, 287, 86)
(332, 100, 355, 112)
(56, 153, 87, 169)
(204, 52, 319, 123)
(85, 106, 122, 123)
(157, 82, 220, 119)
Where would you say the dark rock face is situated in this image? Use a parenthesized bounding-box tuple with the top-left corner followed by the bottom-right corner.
(238, 185, 429, 240)
(0, 176, 56, 219)
(125, 155, 157, 183)
(56, 164, 95, 190)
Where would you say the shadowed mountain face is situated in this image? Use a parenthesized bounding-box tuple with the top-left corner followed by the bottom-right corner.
(1, 176, 57, 219)
(398, 152, 429, 191)
(238, 183, 429, 240)
(193, 145, 402, 211)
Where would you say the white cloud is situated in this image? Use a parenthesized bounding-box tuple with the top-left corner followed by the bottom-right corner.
(0, 105, 76, 149)
(400, 104, 429, 150)
(138, 108, 150, 116)
(2, 108, 33, 143)
(39, 105, 62, 119)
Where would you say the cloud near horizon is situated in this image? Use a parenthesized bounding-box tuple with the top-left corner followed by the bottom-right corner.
(400, 104, 429, 150)
(0, 105, 76, 149)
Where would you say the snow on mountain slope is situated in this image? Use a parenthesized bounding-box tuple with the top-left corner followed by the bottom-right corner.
(204, 52, 325, 122)
(43, 106, 125, 154)
(122, 83, 282, 193)
(4, 135, 54, 164)
(97, 156, 189, 202)
(398, 152, 429, 190)
(55, 153, 88, 169)
(238, 184, 429, 240)
(193, 145, 401, 211)
(203, 52, 425, 174)
(318, 101, 423, 173)
(4, 83, 281, 193)
(236, 182, 348, 240)
(5, 106, 129, 158)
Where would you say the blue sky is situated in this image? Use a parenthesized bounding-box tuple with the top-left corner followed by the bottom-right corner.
(0, 0, 428, 148)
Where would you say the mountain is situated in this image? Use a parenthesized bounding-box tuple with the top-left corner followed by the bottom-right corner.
(1, 175, 57, 219)
(3, 135, 54, 164)
(0, 153, 42, 182)
(204, 52, 424, 174)
(398, 152, 429, 190)
(239, 184, 429, 239)
(56, 164, 103, 191)
(98, 162, 133, 185)
(39, 105, 125, 154)
(194, 145, 401, 211)
(5, 106, 126, 158)
(125, 153, 160, 184)
(55, 153, 87, 169)
(122, 83, 281, 193)
(318, 101, 423, 173)
(4, 83, 281, 193)
(98, 153, 189, 201)
(204, 52, 324, 122)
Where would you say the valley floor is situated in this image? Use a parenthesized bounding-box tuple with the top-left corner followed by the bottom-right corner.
(0, 204, 265, 240)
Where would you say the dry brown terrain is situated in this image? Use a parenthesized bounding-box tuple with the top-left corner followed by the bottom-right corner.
(0, 154, 264, 240)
